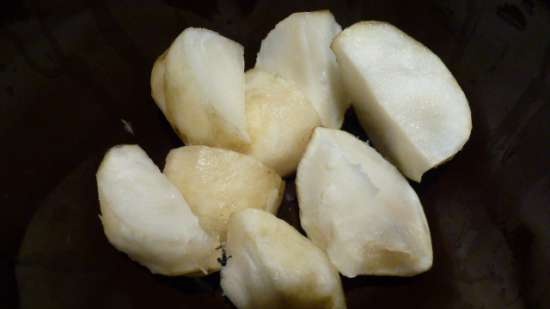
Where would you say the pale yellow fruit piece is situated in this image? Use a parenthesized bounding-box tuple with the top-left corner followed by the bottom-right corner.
(256, 10, 348, 129)
(332, 21, 472, 181)
(164, 28, 249, 148)
(164, 146, 284, 269)
(150, 51, 167, 114)
(96, 145, 217, 276)
(297, 128, 433, 277)
(240, 69, 321, 176)
(221, 209, 346, 309)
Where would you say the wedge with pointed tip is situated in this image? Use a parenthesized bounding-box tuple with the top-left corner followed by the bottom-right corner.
(164, 146, 284, 269)
(240, 69, 321, 176)
(331, 21, 472, 181)
(96, 145, 217, 276)
(164, 27, 249, 148)
(256, 11, 348, 129)
(297, 128, 433, 277)
(221, 209, 346, 309)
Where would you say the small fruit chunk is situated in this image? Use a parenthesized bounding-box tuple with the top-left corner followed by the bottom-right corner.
(164, 146, 284, 267)
(150, 50, 167, 114)
(256, 11, 348, 129)
(240, 69, 321, 176)
(296, 128, 433, 277)
(97, 145, 217, 276)
(221, 209, 346, 309)
(164, 28, 249, 148)
(331, 21, 472, 181)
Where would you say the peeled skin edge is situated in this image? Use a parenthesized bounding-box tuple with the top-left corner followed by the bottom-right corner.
(164, 27, 249, 148)
(150, 50, 167, 114)
(296, 128, 433, 277)
(256, 10, 349, 129)
(96, 145, 218, 276)
(331, 21, 472, 181)
(221, 209, 347, 309)
(239, 69, 321, 176)
(164, 146, 285, 269)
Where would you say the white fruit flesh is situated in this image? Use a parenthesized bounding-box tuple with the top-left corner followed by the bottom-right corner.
(164, 28, 249, 148)
(150, 51, 167, 114)
(221, 209, 346, 309)
(164, 146, 284, 265)
(331, 21, 471, 181)
(96, 145, 217, 276)
(296, 128, 433, 277)
(256, 11, 348, 129)
(240, 69, 321, 176)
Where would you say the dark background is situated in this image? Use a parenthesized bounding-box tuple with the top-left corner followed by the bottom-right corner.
(1, 0, 549, 308)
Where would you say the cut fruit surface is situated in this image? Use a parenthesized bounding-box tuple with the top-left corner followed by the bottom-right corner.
(164, 27, 249, 148)
(256, 11, 348, 129)
(296, 128, 433, 277)
(97, 145, 217, 276)
(164, 145, 284, 268)
(150, 50, 167, 114)
(240, 69, 321, 176)
(221, 209, 346, 309)
(331, 21, 472, 181)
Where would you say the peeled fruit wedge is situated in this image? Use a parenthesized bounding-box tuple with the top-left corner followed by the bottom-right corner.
(256, 10, 348, 129)
(164, 28, 249, 148)
(96, 145, 217, 276)
(164, 146, 284, 268)
(331, 21, 472, 181)
(296, 128, 433, 277)
(221, 209, 346, 309)
(150, 50, 167, 114)
(240, 69, 321, 176)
